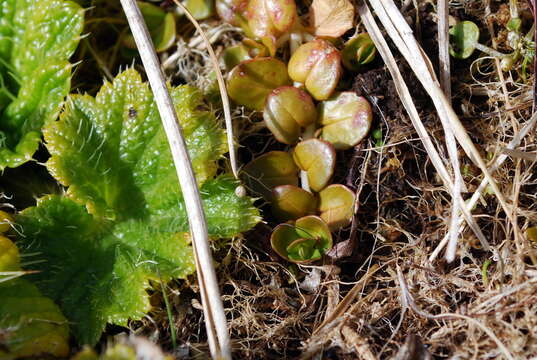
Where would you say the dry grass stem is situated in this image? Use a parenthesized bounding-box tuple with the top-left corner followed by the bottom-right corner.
(358, 2, 490, 253)
(368, 0, 516, 232)
(119, 1, 231, 358)
(171, 0, 239, 179)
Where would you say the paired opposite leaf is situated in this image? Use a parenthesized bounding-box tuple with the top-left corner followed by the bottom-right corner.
(227, 57, 291, 110)
(271, 215, 332, 263)
(0, 0, 84, 170)
(319, 92, 373, 150)
(288, 40, 342, 101)
(293, 139, 335, 192)
(17, 69, 260, 345)
(243, 151, 299, 200)
(264, 86, 317, 144)
(247, 0, 298, 55)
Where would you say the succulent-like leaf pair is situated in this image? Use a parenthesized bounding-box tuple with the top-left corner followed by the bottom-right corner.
(227, 55, 373, 150)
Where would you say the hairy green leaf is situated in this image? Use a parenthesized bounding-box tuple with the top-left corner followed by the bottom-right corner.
(0, 0, 84, 169)
(0, 237, 70, 359)
(17, 69, 260, 345)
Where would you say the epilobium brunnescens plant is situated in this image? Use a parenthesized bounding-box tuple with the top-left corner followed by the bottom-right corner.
(220, 0, 376, 263)
(449, 19, 535, 74)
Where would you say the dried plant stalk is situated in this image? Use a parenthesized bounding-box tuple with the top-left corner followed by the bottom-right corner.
(358, 2, 490, 252)
(367, 0, 514, 227)
(119, 1, 231, 358)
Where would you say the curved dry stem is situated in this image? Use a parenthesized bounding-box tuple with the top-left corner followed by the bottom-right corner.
(173, 0, 239, 179)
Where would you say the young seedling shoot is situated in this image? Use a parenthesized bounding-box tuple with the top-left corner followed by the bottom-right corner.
(342, 33, 377, 71)
(271, 215, 333, 263)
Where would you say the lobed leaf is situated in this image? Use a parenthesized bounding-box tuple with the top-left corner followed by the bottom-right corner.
(17, 69, 260, 345)
(0, 0, 84, 170)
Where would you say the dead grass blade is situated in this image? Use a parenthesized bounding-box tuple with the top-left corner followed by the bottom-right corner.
(312, 264, 380, 336)
(436, 0, 465, 262)
(367, 0, 515, 232)
(358, 2, 490, 253)
(172, 0, 238, 179)
(120, 1, 231, 358)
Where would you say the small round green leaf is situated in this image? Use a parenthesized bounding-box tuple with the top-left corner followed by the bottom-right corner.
(342, 33, 377, 71)
(271, 215, 332, 263)
(449, 21, 479, 59)
(319, 92, 373, 150)
(292, 139, 335, 192)
(264, 86, 317, 144)
(318, 184, 356, 230)
(272, 185, 317, 221)
(227, 57, 291, 110)
(288, 39, 342, 101)
(243, 151, 299, 199)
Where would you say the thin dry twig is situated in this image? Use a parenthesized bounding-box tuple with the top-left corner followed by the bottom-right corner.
(119, 1, 231, 358)
(436, 0, 465, 262)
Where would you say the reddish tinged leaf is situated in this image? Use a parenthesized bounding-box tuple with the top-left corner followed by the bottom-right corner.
(227, 57, 291, 110)
(310, 0, 354, 38)
(216, 0, 249, 26)
(292, 139, 335, 192)
(319, 92, 373, 150)
(264, 86, 317, 144)
(247, 0, 298, 55)
(318, 184, 355, 230)
(272, 185, 317, 221)
(243, 151, 299, 199)
(288, 39, 342, 100)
